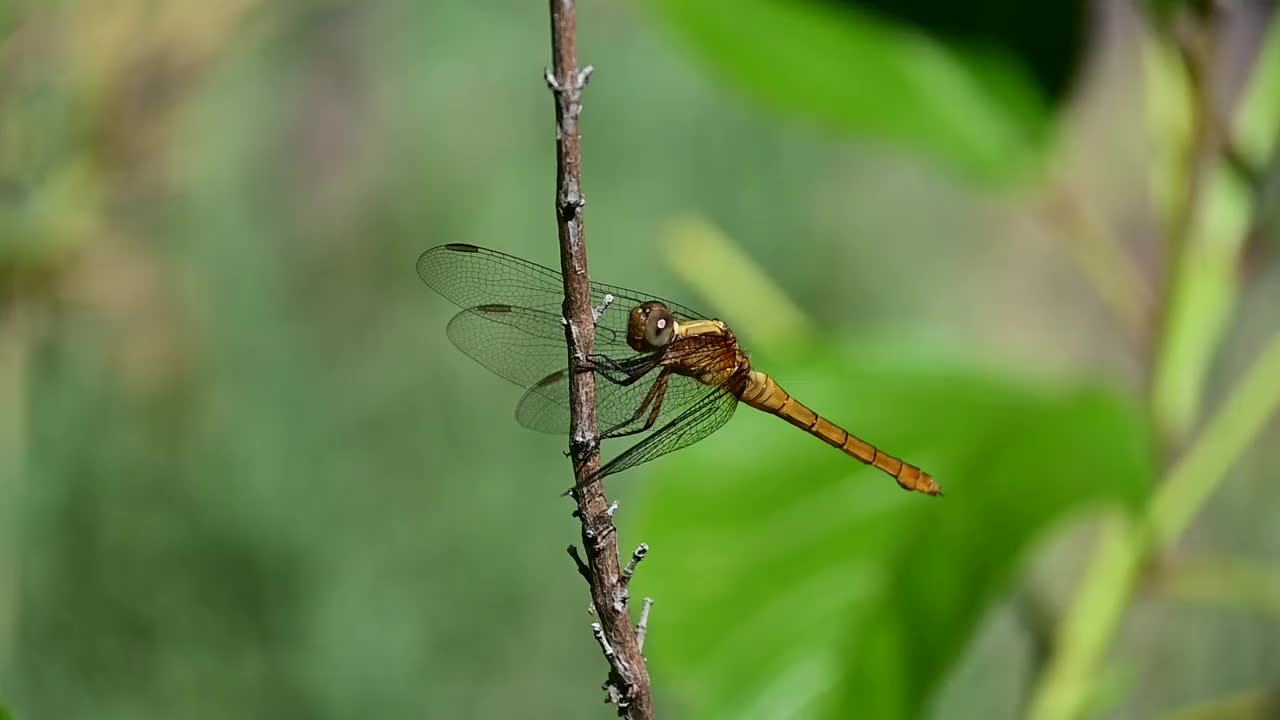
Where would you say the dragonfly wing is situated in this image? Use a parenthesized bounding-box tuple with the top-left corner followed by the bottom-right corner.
(417, 244, 710, 340)
(420, 245, 739, 455)
(445, 305, 632, 388)
(595, 382, 740, 479)
(418, 244, 566, 313)
(516, 368, 722, 435)
(444, 307, 570, 388)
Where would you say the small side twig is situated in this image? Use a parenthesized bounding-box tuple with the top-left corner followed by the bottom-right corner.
(636, 598, 654, 653)
(593, 293, 615, 325)
(621, 543, 649, 590)
(618, 543, 649, 609)
(592, 622, 630, 708)
(592, 622, 626, 674)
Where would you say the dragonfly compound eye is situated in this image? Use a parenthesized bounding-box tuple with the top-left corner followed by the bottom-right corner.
(628, 301, 675, 351)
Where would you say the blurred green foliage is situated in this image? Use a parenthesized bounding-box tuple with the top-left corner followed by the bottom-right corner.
(1, 1, 1278, 719)
(637, 348, 1150, 718)
(645, 0, 1055, 182)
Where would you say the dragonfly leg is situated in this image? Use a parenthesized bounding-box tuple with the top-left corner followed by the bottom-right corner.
(562, 377, 672, 497)
(587, 352, 662, 387)
(601, 370, 671, 439)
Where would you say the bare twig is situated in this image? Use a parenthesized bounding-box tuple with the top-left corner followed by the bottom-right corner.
(618, 543, 649, 609)
(591, 622, 624, 673)
(593, 293, 616, 325)
(621, 543, 649, 590)
(547, 1, 654, 717)
(591, 622, 630, 708)
(636, 598, 655, 653)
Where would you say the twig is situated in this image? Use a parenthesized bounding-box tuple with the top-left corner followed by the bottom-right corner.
(621, 543, 648, 590)
(547, 1, 654, 717)
(591, 623, 630, 707)
(636, 598, 654, 653)
(593, 293, 616, 325)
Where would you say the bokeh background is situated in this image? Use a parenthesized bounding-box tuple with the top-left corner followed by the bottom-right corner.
(2, 0, 1279, 718)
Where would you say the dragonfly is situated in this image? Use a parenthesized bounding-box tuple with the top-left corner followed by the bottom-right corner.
(417, 243, 941, 496)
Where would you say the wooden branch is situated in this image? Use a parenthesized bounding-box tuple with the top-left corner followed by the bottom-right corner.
(546, 1, 655, 717)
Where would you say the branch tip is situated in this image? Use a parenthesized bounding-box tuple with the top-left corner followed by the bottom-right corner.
(621, 543, 649, 589)
(592, 293, 615, 325)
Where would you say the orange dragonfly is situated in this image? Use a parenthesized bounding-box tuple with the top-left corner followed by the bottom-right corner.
(417, 244, 941, 496)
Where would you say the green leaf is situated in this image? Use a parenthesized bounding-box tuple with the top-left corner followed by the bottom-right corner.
(631, 345, 1151, 719)
(643, 0, 1055, 182)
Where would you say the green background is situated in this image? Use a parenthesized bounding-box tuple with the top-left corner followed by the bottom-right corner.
(1, 1, 1278, 718)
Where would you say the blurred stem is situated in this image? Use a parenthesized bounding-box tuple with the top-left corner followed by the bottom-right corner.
(1159, 687, 1280, 720)
(1240, 26, 1280, 279)
(1023, 514, 1144, 720)
(1155, 553, 1280, 621)
(1042, 186, 1153, 342)
(1149, 332, 1280, 545)
(1148, 14, 1248, 447)
(1027, 11, 1280, 720)
(1026, 330, 1280, 720)
(1148, 162, 1248, 445)
(0, 301, 28, 678)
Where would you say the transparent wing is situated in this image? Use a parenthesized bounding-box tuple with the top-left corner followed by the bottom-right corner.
(445, 305, 631, 387)
(595, 382, 741, 479)
(516, 368, 719, 436)
(417, 244, 709, 349)
(421, 243, 741, 478)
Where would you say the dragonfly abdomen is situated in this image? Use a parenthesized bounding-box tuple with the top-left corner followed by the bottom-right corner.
(740, 371, 942, 496)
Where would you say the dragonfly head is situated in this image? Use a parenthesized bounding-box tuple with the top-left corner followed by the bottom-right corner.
(627, 301, 676, 352)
